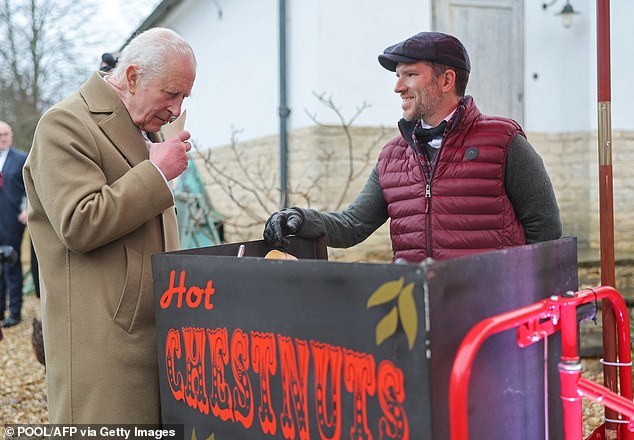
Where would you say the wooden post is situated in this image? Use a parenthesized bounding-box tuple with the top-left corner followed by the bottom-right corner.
(596, 1, 619, 438)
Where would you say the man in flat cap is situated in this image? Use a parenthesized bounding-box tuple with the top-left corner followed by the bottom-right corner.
(264, 31, 561, 262)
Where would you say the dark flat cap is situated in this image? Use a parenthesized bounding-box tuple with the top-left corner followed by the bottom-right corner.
(378, 32, 471, 73)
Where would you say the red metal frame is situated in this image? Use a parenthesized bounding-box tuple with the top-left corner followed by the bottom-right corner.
(449, 287, 634, 440)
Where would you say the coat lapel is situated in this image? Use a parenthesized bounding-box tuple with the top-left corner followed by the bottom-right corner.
(79, 72, 178, 251)
(79, 72, 149, 167)
(4, 148, 24, 173)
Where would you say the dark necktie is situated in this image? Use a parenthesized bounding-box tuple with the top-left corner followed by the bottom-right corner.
(0, 171, 3, 190)
(413, 120, 447, 144)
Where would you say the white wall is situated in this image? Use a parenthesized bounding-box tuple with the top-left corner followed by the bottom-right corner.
(286, 0, 431, 132)
(523, 0, 593, 132)
(609, 1, 634, 131)
(155, 0, 431, 148)
(157, 0, 279, 147)
(155, 0, 634, 145)
(524, 0, 634, 133)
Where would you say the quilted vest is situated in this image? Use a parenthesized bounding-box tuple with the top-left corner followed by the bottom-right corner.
(377, 96, 526, 262)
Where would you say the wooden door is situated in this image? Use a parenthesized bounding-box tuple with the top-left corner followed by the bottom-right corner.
(434, 0, 525, 123)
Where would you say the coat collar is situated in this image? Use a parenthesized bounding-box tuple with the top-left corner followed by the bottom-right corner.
(79, 71, 153, 167)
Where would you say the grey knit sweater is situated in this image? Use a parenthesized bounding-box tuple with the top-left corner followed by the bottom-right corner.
(294, 133, 562, 252)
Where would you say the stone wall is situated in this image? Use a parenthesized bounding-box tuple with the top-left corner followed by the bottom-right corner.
(193, 126, 634, 262)
(528, 132, 597, 249)
(531, 130, 634, 256)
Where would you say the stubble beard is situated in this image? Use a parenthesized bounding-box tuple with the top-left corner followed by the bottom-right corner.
(403, 89, 441, 123)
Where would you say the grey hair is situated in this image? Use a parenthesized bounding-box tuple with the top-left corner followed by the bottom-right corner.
(110, 27, 196, 85)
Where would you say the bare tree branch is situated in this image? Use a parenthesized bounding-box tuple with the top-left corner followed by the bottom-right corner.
(193, 130, 278, 222)
(193, 94, 390, 241)
(305, 92, 373, 210)
(0, 0, 99, 149)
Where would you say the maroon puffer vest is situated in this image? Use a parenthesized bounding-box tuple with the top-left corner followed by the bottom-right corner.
(377, 97, 526, 262)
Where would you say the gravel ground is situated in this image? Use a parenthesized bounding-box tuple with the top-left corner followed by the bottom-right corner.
(582, 358, 605, 436)
(0, 269, 619, 436)
(0, 293, 47, 426)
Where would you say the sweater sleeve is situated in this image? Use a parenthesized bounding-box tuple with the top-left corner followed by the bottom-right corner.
(294, 165, 389, 248)
(505, 134, 563, 243)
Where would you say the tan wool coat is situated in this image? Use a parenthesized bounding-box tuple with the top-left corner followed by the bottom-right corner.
(24, 72, 179, 423)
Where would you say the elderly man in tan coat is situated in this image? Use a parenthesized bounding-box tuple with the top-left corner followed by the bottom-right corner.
(24, 28, 196, 424)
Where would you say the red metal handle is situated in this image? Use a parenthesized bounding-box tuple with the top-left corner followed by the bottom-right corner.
(449, 287, 634, 440)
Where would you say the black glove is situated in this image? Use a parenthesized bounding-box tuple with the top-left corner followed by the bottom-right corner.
(263, 208, 304, 248)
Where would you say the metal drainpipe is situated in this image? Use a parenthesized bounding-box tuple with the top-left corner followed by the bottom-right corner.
(278, 0, 290, 209)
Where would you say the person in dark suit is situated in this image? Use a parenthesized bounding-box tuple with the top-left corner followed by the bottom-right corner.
(0, 120, 28, 327)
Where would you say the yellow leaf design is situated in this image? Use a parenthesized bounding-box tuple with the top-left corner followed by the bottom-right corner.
(191, 428, 214, 440)
(398, 282, 418, 349)
(376, 306, 399, 346)
(367, 277, 404, 308)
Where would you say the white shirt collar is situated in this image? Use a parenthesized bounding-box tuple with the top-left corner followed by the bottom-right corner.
(421, 108, 457, 129)
(0, 148, 9, 171)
